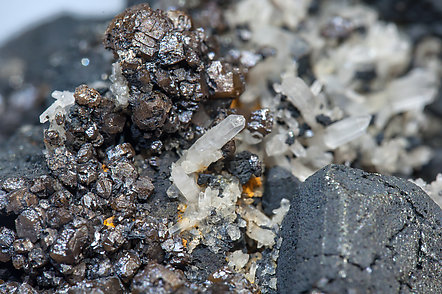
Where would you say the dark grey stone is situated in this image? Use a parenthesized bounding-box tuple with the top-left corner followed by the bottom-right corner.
(364, 0, 442, 37)
(417, 147, 442, 183)
(262, 166, 300, 216)
(226, 151, 262, 185)
(0, 125, 48, 182)
(190, 245, 227, 282)
(278, 164, 442, 294)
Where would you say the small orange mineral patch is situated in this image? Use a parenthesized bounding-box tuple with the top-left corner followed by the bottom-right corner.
(182, 238, 188, 248)
(102, 164, 109, 173)
(230, 98, 240, 109)
(104, 216, 115, 228)
(177, 203, 187, 213)
(252, 101, 262, 111)
(177, 203, 187, 221)
(242, 176, 262, 198)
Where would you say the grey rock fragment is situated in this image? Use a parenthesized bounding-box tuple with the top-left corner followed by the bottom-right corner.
(95, 176, 113, 199)
(0, 125, 48, 183)
(1, 178, 27, 193)
(227, 151, 262, 185)
(190, 245, 227, 282)
(17, 283, 38, 294)
(278, 164, 442, 294)
(6, 188, 38, 214)
(13, 238, 33, 254)
(28, 247, 48, 268)
(262, 166, 300, 216)
(11, 254, 27, 270)
(87, 257, 114, 279)
(133, 175, 155, 201)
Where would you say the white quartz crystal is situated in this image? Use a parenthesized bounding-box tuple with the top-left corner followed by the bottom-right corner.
(246, 222, 276, 248)
(240, 204, 273, 228)
(290, 160, 316, 182)
(271, 199, 291, 225)
(227, 250, 250, 271)
(169, 115, 245, 235)
(323, 115, 371, 149)
(226, 0, 311, 32)
(387, 68, 437, 113)
(39, 90, 75, 124)
(227, 224, 242, 241)
(169, 114, 288, 253)
(274, 69, 318, 128)
(169, 165, 200, 203)
(179, 114, 246, 173)
(109, 62, 130, 108)
(239, 199, 290, 248)
(265, 133, 289, 157)
(315, 22, 410, 87)
(290, 140, 307, 158)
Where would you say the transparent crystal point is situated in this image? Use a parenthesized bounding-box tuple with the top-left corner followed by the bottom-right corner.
(181, 114, 245, 173)
(324, 115, 371, 149)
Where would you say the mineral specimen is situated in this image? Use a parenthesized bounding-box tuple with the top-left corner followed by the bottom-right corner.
(0, 0, 441, 293)
(104, 4, 244, 150)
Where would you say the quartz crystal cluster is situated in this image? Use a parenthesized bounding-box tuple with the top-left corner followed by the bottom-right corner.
(226, 0, 440, 182)
(168, 114, 289, 285)
(169, 114, 288, 247)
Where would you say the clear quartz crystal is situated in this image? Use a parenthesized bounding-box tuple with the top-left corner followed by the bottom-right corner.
(273, 69, 318, 128)
(227, 250, 250, 270)
(227, 224, 242, 241)
(323, 115, 371, 149)
(180, 114, 246, 173)
(246, 222, 276, 248)
(169, 115, 246, 235)
(290, 140, 307, 157)
(170, 164, 200, 203)
(265, 133, 289, 156)
(388, 68, 437, 113)
(39, 91, 75, 124)
(271, 199, 290, 225)
(109, 62, 130, 108)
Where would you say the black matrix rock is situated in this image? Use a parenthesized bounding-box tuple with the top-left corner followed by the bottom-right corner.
(278, 164, 441, 293)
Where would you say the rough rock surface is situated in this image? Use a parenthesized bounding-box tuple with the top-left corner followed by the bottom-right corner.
(0, 125, 48, 182)
(278, 164, 442, 294)
(262, 166, 300, 216)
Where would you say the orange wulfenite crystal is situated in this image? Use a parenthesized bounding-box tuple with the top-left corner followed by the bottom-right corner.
(104, 216, 115, 228)
(230, 98, 240, 109)
(242, 176, 262, 198)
